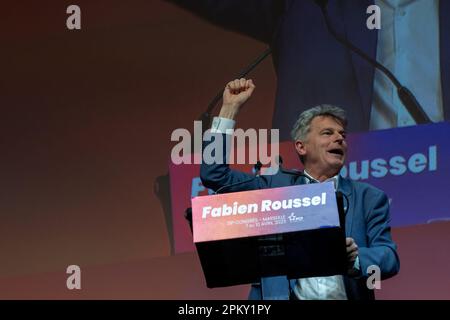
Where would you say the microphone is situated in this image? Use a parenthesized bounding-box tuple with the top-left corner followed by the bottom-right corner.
(214, 171, 261, 195)
(186, 161, 265, 229)
(276, 155, 308, 178)
(314, 1, 431, 124)
(254, 160, 263, 176)
(185, 160, 264, 230)
(214, 155, 308, 194)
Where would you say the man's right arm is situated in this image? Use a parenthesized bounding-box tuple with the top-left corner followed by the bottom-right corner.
(164, 0, 286, 44)
(200, 79, 270, 193)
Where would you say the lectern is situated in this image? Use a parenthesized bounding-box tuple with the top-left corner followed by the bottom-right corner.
(188, 182, 347, 299)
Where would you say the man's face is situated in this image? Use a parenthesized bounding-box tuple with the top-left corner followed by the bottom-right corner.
(295, 115, 347, 179)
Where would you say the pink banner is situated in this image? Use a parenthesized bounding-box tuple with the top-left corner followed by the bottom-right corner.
(192, 182, 339, 243)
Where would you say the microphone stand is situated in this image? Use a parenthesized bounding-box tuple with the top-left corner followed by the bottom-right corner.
(317, 2, 431, 124)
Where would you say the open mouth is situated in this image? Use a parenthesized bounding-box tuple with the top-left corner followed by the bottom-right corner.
(327, 148, 344, 156)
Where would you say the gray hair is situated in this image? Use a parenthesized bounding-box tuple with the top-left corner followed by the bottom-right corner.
(290, 104, 347, 142)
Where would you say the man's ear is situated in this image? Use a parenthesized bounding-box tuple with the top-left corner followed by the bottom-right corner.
(294, 140, 306, 157)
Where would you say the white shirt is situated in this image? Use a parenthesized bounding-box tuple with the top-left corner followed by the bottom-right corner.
(293, 171, 349, 300)
(370, 0, 443, 129)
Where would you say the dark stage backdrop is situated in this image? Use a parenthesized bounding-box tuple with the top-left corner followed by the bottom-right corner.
(0, 0, 449, 299)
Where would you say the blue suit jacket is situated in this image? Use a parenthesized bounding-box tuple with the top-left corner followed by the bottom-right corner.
(200, 134, 400, 300)
(169, 0, 450, 140)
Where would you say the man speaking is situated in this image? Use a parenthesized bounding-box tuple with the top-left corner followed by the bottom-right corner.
(200, 78, 400, 300)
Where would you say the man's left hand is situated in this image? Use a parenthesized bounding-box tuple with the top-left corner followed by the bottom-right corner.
(346, 237, 359, 263)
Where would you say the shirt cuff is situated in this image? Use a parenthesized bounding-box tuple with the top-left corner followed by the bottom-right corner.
(210, 117, 235, 134)
(354, 256, 360, 270)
